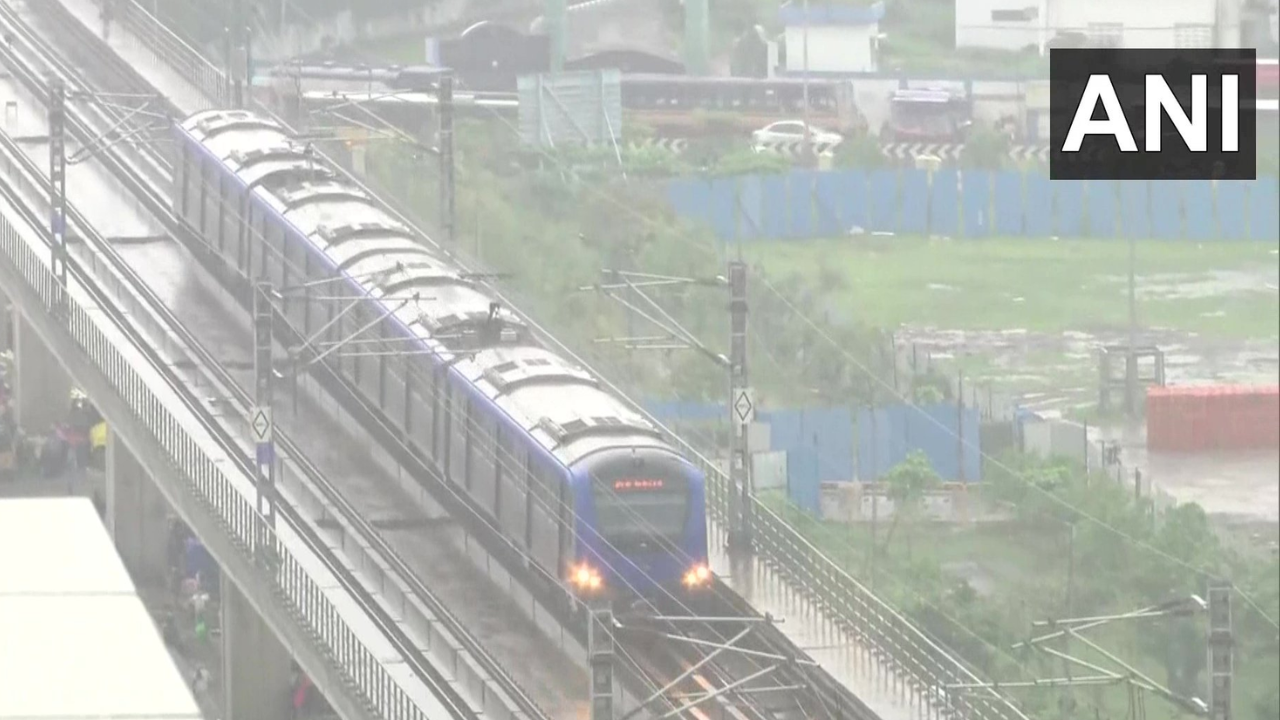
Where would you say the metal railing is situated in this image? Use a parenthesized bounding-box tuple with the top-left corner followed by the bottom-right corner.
(0, 134, 437, 720)
(104, 3, 1032, 718)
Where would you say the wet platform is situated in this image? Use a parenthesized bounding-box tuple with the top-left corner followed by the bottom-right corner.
(52, 0, 215, 116)
(711, 533, 923, 720)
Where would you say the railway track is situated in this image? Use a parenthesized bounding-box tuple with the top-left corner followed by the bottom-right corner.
(5, 2, 885, 718)
(0, 3, 549, 719)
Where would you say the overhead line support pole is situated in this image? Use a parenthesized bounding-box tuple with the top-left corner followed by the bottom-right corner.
(439, 74, 456, 244)
(728, 260, 753, 554)
(48, 75, 68, 321)
(252, 283, 278, 566)
(589, 599, 616, 720)
(1207, 581, 1232, 720)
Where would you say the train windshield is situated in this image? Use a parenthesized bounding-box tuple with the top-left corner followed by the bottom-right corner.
(592, 476, 688, 553)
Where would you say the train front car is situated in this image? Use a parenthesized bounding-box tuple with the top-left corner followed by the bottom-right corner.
(568, 443, 709, 604)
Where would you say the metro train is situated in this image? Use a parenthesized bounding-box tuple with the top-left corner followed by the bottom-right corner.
(169, 109, 711, 602)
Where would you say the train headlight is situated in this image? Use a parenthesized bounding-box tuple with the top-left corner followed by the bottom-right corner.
(570, 563, 603, 592)
(682, 563, 712, 588)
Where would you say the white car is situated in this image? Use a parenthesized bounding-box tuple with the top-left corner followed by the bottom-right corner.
(751, 120, 843, 150)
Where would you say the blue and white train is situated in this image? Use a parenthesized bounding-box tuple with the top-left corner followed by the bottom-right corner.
(170, 109, 710, 602)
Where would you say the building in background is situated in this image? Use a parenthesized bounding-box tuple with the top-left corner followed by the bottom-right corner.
(955, 0, 1278, 54)
(775, 1, 887, 75)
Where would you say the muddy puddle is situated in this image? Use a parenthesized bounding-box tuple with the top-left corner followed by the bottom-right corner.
(889, 268, 1279, 522)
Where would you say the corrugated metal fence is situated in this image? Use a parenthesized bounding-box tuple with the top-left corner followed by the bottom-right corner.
(667, 169, 1280, 242)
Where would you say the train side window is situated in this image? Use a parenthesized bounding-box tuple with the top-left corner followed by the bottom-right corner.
(221, 174, 239, 254)
(449, 389, 468, 484)
(202, 162, 220, 242)
(185, 154, 201, 226)
(530, 459, 558, 512)
(473, 414, 497, 501)
(178, 145, 190, 217)
(497, 427, 525, 493)
(279, 231, 293, 295)
(383, 343, 408, 430)
(356, 307, 381, 400)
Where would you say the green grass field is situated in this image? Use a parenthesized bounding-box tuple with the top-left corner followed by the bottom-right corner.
(746, 237, 1279, 340)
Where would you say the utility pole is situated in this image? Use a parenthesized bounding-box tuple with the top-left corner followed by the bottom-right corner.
(230, 0, 246, 108)
(727, 260, 754, 554)
(1125, 232, 1138, 417)
(547, 0, 566, 73)
(438, 74, 456, 244)
(251, 283, 277, 564)
(589, 600, 615, 720)
(1206, 581, 1233, 720)
(47, 75, 68, 321)
(800, 0, 814, 167)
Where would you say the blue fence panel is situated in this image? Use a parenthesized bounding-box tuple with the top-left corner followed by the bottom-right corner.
(762, 407, 854, 483)
(909, 404, 982, 481)
(666, 170, 1280, 243)
(763, 409, 803, 452)
(1120, 181, 1150, 239)
(788, 171, 817, 239)
(1055, 180, 1084, 237)
(1183, 180, 1215, 241)
(1217, 181, 1248, 240)
(856, 406, 906, 481)
(929, 169, 960, 237)
(856, 403, 980, 482)
(899, 169, 930, 235)
(760, 174, 789, 239)
(807, 407, 855, 483)
(868, 170, 899, 232)
(786, 448, 821, 515)
(668, 178, 710, 229)
(993, 171, 1024, 236)
(1085, 180, 1116, 238)
(812, 172, 844, 237)
(962, 171, 991, 237)
(1149, 181, 1182, 240)
(1024, 173, 1053, 237)
(736, 174, 764, 241)
(709, 178, 739, 243)
(1249, 178, 1280, 242)
(837, 170, 869, 232)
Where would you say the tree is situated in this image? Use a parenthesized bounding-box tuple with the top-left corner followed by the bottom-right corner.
(879, 450, 941, 559)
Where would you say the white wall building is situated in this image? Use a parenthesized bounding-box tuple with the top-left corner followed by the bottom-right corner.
(954, 0, 1273, 54)
(778, 2, 886, 74)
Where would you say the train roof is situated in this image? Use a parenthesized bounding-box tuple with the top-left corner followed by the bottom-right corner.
(177, 108, 687, 467)
(466, 345, 669, 464)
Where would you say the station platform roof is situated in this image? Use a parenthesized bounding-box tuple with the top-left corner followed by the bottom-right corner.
(0, 497, 202, 719)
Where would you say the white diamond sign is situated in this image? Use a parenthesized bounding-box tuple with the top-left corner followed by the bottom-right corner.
(250, 407, 273, 443)
(733, 388, 755, 424)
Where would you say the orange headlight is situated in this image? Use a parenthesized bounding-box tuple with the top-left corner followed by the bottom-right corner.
(682, 563, 712, 588)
